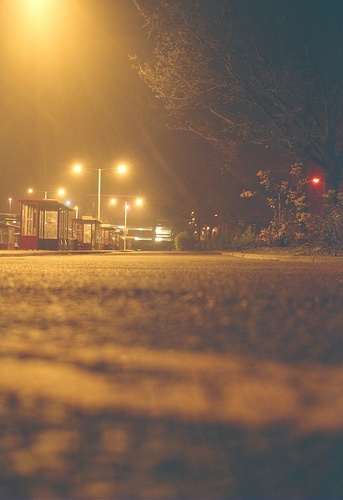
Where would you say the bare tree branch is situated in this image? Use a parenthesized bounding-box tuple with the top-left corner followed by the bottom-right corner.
(134, 0, 343, 191)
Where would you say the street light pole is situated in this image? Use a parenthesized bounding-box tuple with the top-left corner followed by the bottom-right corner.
(73, 163, 127, 222)
(122, 198, 142, 251)
(8, 197, 12, 213)
(97, 168, 102, 221)
(124, 201, 129, 251)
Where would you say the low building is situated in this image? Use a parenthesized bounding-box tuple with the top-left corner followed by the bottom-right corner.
(19, 199, 72, 250)
(70, 216, 102, 250)
(0, 221, 17, 250)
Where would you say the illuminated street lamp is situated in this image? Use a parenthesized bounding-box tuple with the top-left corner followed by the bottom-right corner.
(28, 188, 65, 199)
(308, 175, 325, 214)
(73, 163, 127, 221)
(108, 196, 143, 250)
(123, 198, 143, 251)
(311, 176, 325, 194)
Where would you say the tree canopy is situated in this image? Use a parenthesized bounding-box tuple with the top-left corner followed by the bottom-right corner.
(134, 0, 343, 191)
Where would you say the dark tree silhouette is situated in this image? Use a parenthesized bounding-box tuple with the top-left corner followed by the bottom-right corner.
(134, 0, 343, 192)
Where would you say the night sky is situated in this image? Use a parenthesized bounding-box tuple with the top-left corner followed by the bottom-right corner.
(0, 0, 286, 225)
(0, 0, 206, 220)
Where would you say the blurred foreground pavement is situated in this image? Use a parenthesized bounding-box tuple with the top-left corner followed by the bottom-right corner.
(0, 252, 342, 499)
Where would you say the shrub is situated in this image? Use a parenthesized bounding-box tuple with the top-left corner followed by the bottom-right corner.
(243, 165, 343, 253)
(217, 226, 257, 251)
(317, 193, 343, 252)
(174, 231, 197, 251)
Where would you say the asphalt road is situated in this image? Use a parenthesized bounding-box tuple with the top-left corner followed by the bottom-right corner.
(0, 252, 342, 499)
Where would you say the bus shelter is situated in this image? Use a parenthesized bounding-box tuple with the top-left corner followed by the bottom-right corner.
(19, 199, 72, 250)
(70, 216, 102, 250)
(0, 221, 17, 250)
(100, 224, 122, 250)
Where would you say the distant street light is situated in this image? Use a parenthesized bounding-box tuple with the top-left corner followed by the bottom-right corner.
(124, 198, 143, 251)
(28, 188, 65, 199)
(311, 176, 325, 194)
(73, 163, 127, 221)
(108, 196, 143, 250)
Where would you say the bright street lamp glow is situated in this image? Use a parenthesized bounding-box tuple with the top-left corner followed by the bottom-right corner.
(117, 164, 127, 174)
(73, 164, 82, 173)
(27, 187, 65, 199)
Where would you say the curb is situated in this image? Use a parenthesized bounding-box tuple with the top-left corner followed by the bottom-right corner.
(225, 251, 343, 262)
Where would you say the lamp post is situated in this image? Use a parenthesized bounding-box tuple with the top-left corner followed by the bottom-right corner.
(8, 197, 12, 213)
(73, 163, 127, 221)
(124, 201, 129, 251)
(97, 168, 101, 222)
(108, 196, 143, 251)
(123, 198, 142, 251)
(28, 188, 65, 199)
